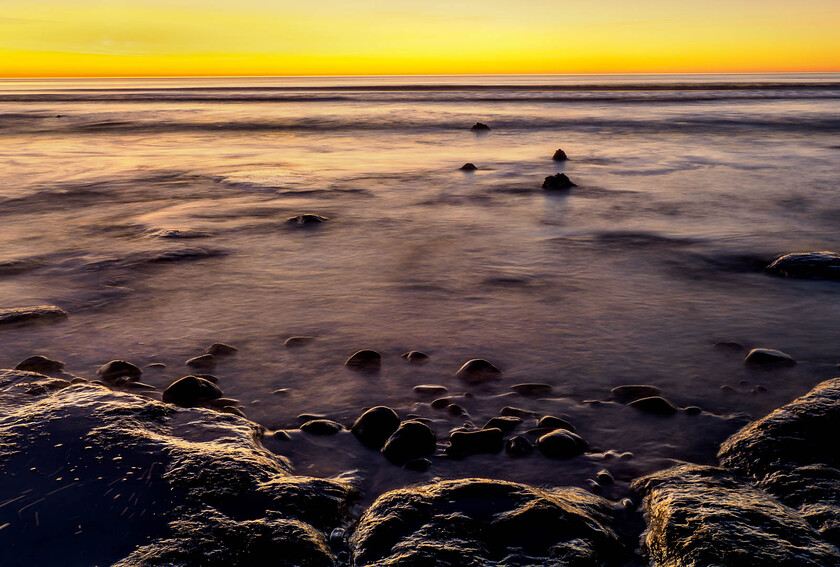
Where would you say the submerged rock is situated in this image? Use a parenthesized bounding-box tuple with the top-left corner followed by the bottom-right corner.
(15, 355, 65, 374)
(285, 214, 330, 226)
(449, 428, 503, 456)
(459, 162, 478, 171)
(552, 148, 568, 161)
(186, 354, 217, 370)
(345, 349, 381, 370)
(162, 375, 223, 407)
(401, 350, 431, 364)
(505, 435, 534, 457)
(745, 348, 796, 366)
(350, 478, 620, 567)
(542, 173, 576, 191)
(351, 406, 401, 449)
(456, 358, 502, 384)
(205, 343, 238, 356)
(766, 251, 840, 280)
(510, 382, 552, 397)
(284, 336, 316, 347)
(628, 396, 679, 416)
(0, 305, 68, 326)
(537, 429, 588, 458)
(470, 122, 491, 131)
(300, 419, 343, 435)
(633, 464, 840, 567)
(412, 384, 447, 395)
(97, 360, 143, 382)
(611, 384, 661, 404)
(381, 421, 436, 465)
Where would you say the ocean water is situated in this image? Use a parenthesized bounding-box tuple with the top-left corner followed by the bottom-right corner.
(1, 74, 839, 500)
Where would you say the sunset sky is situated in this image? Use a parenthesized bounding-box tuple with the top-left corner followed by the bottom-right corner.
(1, 0, 838, 77)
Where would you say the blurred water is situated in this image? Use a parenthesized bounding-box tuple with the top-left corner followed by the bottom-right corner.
(1, 74, 839, 497)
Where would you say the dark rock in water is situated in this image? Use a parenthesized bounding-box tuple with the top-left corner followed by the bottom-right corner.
(15, 355, 65, 374)
(401, 350, 431, 364)
(351, 406, 400, 449)
(684, 405, 703, 415)
(510, 382, 552, 397)
(147, 362, 166, 368)
(484, 416, 521, 433)
(766, 251, 840, 280)
(500, 406, 536, 418)
(459, 162, 478, 171)
(431, 397, 452, 409)
(404, 458, 431, 472)
(298, 413, 327, 423)
(285, 214, 330, 226)
(345, 349, 381, 370)
(542, 173, 576, 191)
(537, 429, 588, 458)
(449, 428, 503, 456)
(381, 421, 436, 465)
(628, 396, 679, 415)
(186, 354, 216, 370)
(456, 358, 502, 384)
(349, 478, 620, 567)
(537, 415, 576, 432)
(745, 348, 796, 366)
(552, 148, 568, 161)
(300, 419, 343, 435)
(446, 403, 467, 417)
(413, 384, 447, 395)
(505, 435, 534, 457)
(162, 375, 223, 407)
(633, 464, 840, 567)
(470, 122, 491, 131)
(97, 360, 142, 382)
(205, 343, 238, 356)
(284, 335, 315, 347)
(220, 406, 246, 418)
(0, 305, 68, 326)
(611, 384, 662, 404)
(596, 469, 614, 484)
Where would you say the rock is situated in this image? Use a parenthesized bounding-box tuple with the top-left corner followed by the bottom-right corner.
(499, 406, 536, 418)
(349, 478, 620, 567)
(537, 415, 576, 432)
(455, 358, 502, 384)
(205, 343, 238, 356)
(431, 397, 452, 409)
(381, 421, 436, 465)
(193, 373, 218, 383)
(446, 403, 467, 417)
(162, 375, 223, 407)
(766, 251, 840, 280)
(351, 406, 401, 449)
(284, 336, 316, 347)
(505, 435, 534, 457)
(404, 458, 431, 472)
(186, 354, 216, 370)
(298, 413, 327, 423)
(300, 419, 343, 435)
(401, 351, 431, 364)
(628, 396, 678, 415)
(611, 384, 661, 403)
(15, 355, 65, 374)
(344, 349, 381, 370)
(220, 406, 246, 418)
(542, 173, 576, 191)
(483, 416, 521, 433)
(510, 382, 552, 397)
(537, 429, 588, 458)
(449, 428, 503, 456)
(147, 362, 166, 368)
(552, 148, 568, 161)
(0, 305, 68, 326)
(470, 122, 491, 131)
(459, 163, 478, 171)
(684, 405, 702, 415)
(633, 464, 840, 567)
(745, 348, 796, 366)
(96, 360, 142, 382)
(413, 384, 447, 395)
(285, 214, 329, 226)
(596, 469, 614, 484)
(123, 381, 157, 391)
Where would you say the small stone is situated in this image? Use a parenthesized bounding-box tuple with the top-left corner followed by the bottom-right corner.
(471, 122, 491, 131)
(537, 429, 588, 458)
(483, 416, 521, 433)
(329, 528, 346, 546)
(552, 148, 568, 161)
(345, 349, 381, 370)
(510, 383, 552, 397)
(684, 405, 702, 415)
(431, 397, 452, 409)
(284, 336, 315, 347)
(162, 375, 223, 407)
(745, 348, 796, 366)
(300, 419, 343, 435)
(611, 384, 662, 404)
(542, 173, 576, 191)
(537, 416, 576, 432)
(147, 362, 166, 368)
(382, 421, 437, 465)
(449, 428, 503, 455)
(404, 458, 432, 472)
(351, 406, 401, 449)
(205, 343, 238, 356)
(500, 406, 536, 417)
(459, 163, 478, 171)
(70, 377, 87, 384)
(620, 498, 635, 511)
(272, 388, 289, 395)
(413, 384, 447, 395)
(273, 430, 292, 440)
(596, 470, 614, 484)
(505, 435, 534, 457)
(586, 479, 603, 493)
(15, 355, 65, 373)
(0, 305, 68, 326)
(401, 351, 431, 364)
(447, 403, 467, 417)
(97, 360, 142, 382)
(628, 396, 679, 415)
(285, 214, 329, 225)
(720, 385, 735, 393)
(456, 359, 502, 384)
(221, 406, 246, 418)
(186, 354, 216, 370)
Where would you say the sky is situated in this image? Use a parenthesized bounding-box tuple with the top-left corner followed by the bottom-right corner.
(0, 0, 838, 77)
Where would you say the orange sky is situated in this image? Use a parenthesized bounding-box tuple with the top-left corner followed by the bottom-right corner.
(1, 0, 838, 77)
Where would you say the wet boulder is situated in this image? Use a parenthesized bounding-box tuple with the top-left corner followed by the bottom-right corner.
(449, 428, 503, 456)
(15, 355, 65, 374)
(628, 396, 679, 415)
(483, 416, 521, 433)
(349, 478, 620, 567)
(300, 419, 343, 435)
(186, 354, 217, 370)
(205, 343, 238, 356)
(345, 349, 381, 370)
(766, 251, 840, 280)
(611, 384, 661, 404)
(162, 375, 223, 407)
(459, 163, 478, 171)
(456, 358, 502, 384)
(97, 360, 143, 382)
(412, 384, 447, 395)
(0, 305, 68, 326)
(381, 421, 436, 465)
(401, 350, 431, 364)
(537, 415, 575, 432)
(470, 122, 491, 131)
(745, 348, 796, 366)
(537, 429, 588, 459)
(542, 173, 576, 191)
(351, 406, 401, 449)
(552, 148, 568, 161)
(505, 435, 534, 457)
(285, 214, 329, 226)
(510, 382, 552, 397)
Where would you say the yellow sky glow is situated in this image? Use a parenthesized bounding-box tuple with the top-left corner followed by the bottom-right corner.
(1, 0, 838, 76)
